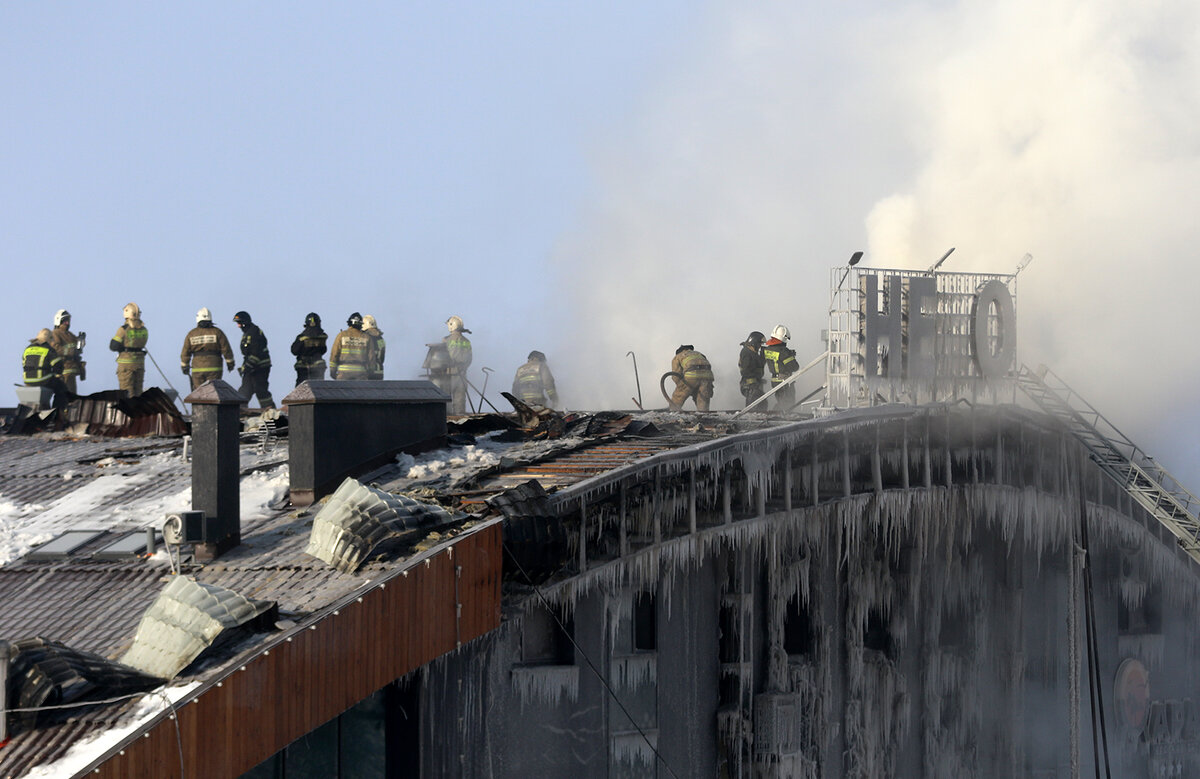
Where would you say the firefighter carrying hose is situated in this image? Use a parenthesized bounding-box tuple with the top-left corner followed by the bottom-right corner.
(763, 325, 799, 411)
(667, 344, 714, 412)
(512, 350, 558, 408)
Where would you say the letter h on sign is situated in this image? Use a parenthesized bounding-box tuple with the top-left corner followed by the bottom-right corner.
(863, 275, 938, 381)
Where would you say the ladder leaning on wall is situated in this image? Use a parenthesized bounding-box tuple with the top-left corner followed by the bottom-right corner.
(1016, 364, 1200, 562)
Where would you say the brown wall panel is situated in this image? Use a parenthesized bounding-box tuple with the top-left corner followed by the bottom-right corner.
(91, 523, 502, 779)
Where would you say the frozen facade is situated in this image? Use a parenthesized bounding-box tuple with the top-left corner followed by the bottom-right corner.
(404, 404, 1200, 778)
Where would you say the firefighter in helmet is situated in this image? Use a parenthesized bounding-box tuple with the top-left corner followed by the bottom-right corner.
(441, 316, 472, 413)
(181, 308, 235, 390)
(363, 315, 386, 380)
(329, 312, 375, 380)
(669, 345, 715, 412)
(290, 312, 328, 385)
(23, 329, 70, 410)
(233, 311, 274, 408)
(512, 350, 558, 408)
(49, 309, 86, 394)
(738, 331, 766, 406)
(762, 325, 799, 411)
(109, 302, 148, 396)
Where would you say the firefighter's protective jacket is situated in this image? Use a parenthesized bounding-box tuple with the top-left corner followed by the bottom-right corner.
(23, 342, 63, 385)
(671, 349, 714, 387)
(50, 325, 83, 378)
(239, 323, 272, 373)
(291, 326, 328, 372)
(365, 327, 385, 379)
(110, 318, 149, 368)
(329, 326, 375, 379)
(762, 338, 798, 385)
(512, 359, 558, 406)
(182, 323, 235, 375)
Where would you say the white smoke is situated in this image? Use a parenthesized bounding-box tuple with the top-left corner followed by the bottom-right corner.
(556, 0, 1200, 481)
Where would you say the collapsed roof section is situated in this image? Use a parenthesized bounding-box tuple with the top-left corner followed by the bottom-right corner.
(305, 477, 462, 573)
(120, 576, 277, 680)
(7, 388, 187, 437)
(3, 637, 162, 737)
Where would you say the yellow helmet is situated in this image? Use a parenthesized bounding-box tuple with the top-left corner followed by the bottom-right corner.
(123, 302, 141, 320)
(446, 315, 464, 332)
(363, 314, 377, 330)
(35, 328, 52, 344)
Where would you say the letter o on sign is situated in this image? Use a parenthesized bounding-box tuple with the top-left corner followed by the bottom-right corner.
(971, 280, 1016, 379)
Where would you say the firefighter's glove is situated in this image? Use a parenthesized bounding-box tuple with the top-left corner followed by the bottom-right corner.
(237, 366, 244, 376)
(226, 362, 235, 372)
(181, 367, 189, 376)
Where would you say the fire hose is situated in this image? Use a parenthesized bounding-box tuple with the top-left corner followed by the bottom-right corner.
(659, 371, 690, 408)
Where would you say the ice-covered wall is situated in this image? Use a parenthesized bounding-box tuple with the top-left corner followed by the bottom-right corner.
(416, 406, 1200, 777)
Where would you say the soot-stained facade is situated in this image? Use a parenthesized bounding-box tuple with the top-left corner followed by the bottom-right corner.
(383, 405, 1200, 778)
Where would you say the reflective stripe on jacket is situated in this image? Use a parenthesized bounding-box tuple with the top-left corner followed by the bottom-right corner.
(113, 321, 149, 366)
(762, 340, 798, 384)
(23, 344, 62, 385)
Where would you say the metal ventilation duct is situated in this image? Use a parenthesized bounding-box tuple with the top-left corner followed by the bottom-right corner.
(305, 477, 457, 573)
(120, 576, 276, 680)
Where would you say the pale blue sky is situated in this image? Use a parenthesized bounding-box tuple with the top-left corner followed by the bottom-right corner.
(2, 1, 696, 395)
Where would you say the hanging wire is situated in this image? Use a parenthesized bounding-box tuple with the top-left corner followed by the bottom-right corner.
(503, 542, 682, 779)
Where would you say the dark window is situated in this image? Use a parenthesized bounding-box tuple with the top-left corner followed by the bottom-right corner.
(633, 592, 656, 652)
(522, 604, 574, 665)
(782, 597, 814, 656)
(863, 609, 893, 657)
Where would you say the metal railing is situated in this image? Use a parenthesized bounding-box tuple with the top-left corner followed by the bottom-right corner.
(1016, 364, 1200, 559)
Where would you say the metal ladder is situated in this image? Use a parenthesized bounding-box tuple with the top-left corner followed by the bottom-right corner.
(1016, 364, 1200, 560)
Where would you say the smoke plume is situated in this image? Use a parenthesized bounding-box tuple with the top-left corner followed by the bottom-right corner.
(556, 0, 1200, 481)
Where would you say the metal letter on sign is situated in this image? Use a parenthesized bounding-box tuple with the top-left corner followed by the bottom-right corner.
(905, 276, 937, 380)
(863, 274, 903, 379)
(971, 280, 1016, 378)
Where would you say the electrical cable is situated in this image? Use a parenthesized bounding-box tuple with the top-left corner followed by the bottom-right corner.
(157, 689, 187, 779)
(502, 541, 682, 779)
(1079, 492, 1112, 778)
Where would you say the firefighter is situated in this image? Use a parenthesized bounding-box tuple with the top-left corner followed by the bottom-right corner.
(763, 325, 799, 411)
(49, 309, 86, 394)
(669, 345, 715, 412)
(109, 302, 149, 396)
(181, 308, 235, 390)
(442, 315, 472, 414)
(290, 312, 328, 385)
(363, 315, 386, 380)
(22, 329, 70, 410)
(329, 312, 374, 380)
(233, 311, 274, 409)
(738, 331, 766, 407)
(512, 350, 558, 408)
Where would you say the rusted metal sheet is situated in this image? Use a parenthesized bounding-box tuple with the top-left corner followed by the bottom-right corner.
(59, 389, 187, 438)
(86, 521, 502, 778)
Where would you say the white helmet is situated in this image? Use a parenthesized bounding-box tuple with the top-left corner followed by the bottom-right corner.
(446, 315, 464, 332)
(362, 314, 377, 330)
(54, 309, 71, 327)
(196, 307, 213, 324)
(772, 325, 791, 341)
(123, 302, 141, 320)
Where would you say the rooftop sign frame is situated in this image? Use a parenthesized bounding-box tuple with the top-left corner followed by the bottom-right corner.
(826, 266, 1020, 409)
